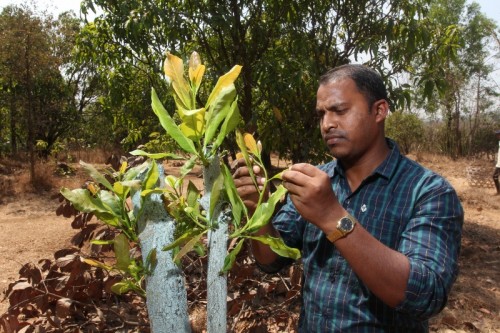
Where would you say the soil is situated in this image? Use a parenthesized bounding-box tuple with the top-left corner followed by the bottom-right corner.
(0, 154, 499, 332)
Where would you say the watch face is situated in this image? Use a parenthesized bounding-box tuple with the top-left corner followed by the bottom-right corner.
(339, 217, 354, 232)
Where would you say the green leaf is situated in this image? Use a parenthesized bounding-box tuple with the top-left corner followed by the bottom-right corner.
(60, 188, 120, 227)
(143, 161, 159, 191)
(204, 85, 237, 144)
(222, 238, 244, 273)
(186, 181, 201, 208)
(114, 233, 131, 271)
(213, 100, 241, 151)
(246, 235, 300, 260)
(141, 188, 166, 198)
(173, 232, 205, 262)
(145, 249, 157, 274)
(111, 281, 132, 295)
(194, 243, 206, 256)
(244, 185, 287, 234)
(165, 174, 180, 189)
(151, 88, 197, 154)
(98, 190, 122, 217)
(221, 164, 246, 227)
(178, 107, 206, 141)
(123, 163, 149, 182)
(181, 155, 198, 177)
(163, 230, 200, 251)
(209, 172, 224, 219)
(80, 161, 113, 192)
(130, 149, 184, 160)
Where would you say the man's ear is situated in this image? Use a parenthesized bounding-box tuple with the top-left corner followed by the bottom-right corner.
(374, 100, 389, 122)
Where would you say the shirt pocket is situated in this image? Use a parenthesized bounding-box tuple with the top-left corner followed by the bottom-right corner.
(360, 199, 412, 249)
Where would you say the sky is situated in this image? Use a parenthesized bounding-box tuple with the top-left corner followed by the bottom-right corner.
(0, 0, 498, 24)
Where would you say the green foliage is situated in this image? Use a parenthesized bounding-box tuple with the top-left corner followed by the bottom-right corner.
(385, 112, 424, 155)
(409, 0, 498, 158)
(0, 6, 86, 159)
(144, 53, 299, 272)
(61, 159, 158, 296)
(61, 53, 299, 299)
(78, 0, 464, 164)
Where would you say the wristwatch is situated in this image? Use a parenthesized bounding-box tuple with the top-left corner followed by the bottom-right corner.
(326, 214, 356, 243)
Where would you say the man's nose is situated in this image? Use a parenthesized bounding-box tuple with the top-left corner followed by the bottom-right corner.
(321, 112, 338, 131)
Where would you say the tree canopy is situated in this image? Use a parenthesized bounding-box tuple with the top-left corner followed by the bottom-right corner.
(0, 0, 498, 164)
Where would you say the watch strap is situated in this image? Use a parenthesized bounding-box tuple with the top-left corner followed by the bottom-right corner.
(326, 214, 356, 243)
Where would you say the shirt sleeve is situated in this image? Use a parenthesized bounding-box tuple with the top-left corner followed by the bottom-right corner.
(396, 175, 463, 320)
(272, 194, 307, 250)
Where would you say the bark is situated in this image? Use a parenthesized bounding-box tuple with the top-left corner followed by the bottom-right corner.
(133, 164, 191, 333)
(200, 155, 229, 333)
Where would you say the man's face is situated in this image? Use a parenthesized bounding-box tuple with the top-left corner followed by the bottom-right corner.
(316, 78, 382, 162)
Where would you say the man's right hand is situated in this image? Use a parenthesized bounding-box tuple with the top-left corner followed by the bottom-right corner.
(231, 158, 268, 214)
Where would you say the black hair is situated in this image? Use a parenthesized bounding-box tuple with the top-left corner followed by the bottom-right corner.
(319, 64, 389, 108)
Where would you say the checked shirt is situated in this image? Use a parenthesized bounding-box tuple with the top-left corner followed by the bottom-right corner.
(272, 139, 463, 332)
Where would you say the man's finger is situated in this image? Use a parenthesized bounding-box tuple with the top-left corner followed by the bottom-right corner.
(282, 169, 310, 186)
(282, 179, 300, 195)
(289, 163, 319, 177)
(233, 167, 247, 179)
(233, 176, 256, 188)
(230, 158, 247, 172)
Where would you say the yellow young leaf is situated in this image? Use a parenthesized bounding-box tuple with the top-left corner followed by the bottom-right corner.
(83, 258, 112, 271)
(164, 53, 191, 109)
(243, 132, 259, 155)
(205, 65, 242, 108)
(188, 51, 205, 91)
(189, 51, 201, 69)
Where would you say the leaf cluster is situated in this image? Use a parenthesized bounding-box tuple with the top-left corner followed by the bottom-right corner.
(143, 52, 300, 273)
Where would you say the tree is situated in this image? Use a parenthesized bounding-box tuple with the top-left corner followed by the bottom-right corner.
(61, 53, 298, 332)
(0, 6, 90, 176)
(411, 0, 498, 158)
(80, 0, 457, 163)
(385, 111, 424, 155)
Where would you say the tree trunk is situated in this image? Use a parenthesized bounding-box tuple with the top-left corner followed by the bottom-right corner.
(133, 165, 191, 333)
(200, 155, 228, 333)
(24, 31, 35, 183)
(9, 79, 17, 156)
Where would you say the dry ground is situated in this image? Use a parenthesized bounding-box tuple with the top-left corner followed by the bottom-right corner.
(0, 153, 499, 332)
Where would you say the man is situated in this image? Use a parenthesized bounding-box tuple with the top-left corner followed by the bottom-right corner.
(233, 64, 463, 332)
(493, 129, 500, 195)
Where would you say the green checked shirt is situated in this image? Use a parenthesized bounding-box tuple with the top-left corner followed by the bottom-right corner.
(272, 139, 463, 332)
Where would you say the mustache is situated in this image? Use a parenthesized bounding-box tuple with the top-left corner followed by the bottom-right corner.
(322, 129, 347, 140)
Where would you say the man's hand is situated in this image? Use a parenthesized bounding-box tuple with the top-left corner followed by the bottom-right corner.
(282, 163, 345, 232)
(231, 158, 268, 214)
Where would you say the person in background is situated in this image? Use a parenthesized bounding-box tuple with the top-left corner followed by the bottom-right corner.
(233, 64, 464, 332)
(493, 129, 500, 195)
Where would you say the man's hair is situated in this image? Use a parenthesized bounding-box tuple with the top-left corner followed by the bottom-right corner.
(319, 64, 389, 108)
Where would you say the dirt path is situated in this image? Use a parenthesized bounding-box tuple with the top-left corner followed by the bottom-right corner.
(0, 156, 499, 332)
(0, 193, 75, 313)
